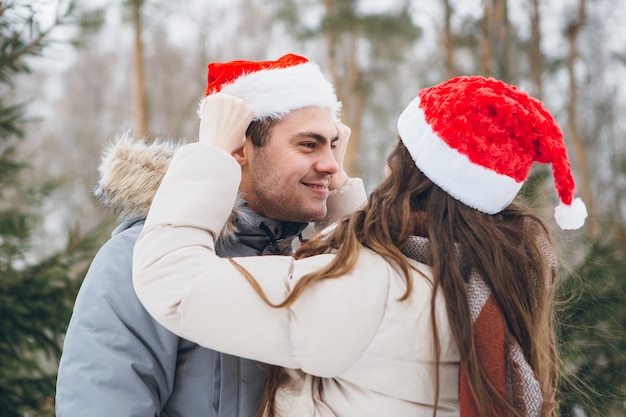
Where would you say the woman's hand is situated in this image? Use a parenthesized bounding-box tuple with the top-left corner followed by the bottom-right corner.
(329, 121, 351, 190)
(198, 93, 255, 153)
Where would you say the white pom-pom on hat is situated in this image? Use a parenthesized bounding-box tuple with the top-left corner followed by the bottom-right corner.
(554, 198, 588, 230)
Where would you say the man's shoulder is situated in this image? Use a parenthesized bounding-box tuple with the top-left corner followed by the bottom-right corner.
(82, 219, 144, 288)
(96, 218, 144, 255)
(110, 218, 145, 240)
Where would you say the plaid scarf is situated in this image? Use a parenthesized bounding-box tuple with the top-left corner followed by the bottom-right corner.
(401, 235, 546, 417)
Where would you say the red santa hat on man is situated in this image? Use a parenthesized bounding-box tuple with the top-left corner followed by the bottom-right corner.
(198, 53, 341, 121)
(397, 75, 587, 230)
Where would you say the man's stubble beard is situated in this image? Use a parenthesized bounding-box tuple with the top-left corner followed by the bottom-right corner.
(250, 151, 327, 223)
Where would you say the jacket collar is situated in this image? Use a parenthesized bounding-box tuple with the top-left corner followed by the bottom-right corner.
(216, 199, 307, 256)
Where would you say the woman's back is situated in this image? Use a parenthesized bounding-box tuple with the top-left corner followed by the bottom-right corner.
(271, 250, 460, 417)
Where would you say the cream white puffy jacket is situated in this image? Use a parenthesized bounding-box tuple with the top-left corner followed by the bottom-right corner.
(133, 143, 460, 417)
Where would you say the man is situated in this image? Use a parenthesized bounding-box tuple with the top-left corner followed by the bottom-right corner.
(55, 54, 366, 416)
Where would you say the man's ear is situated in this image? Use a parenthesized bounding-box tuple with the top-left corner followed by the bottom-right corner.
(231, 144, 248, 166)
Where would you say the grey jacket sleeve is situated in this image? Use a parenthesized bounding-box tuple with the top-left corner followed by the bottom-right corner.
(56, 223, 179, 417)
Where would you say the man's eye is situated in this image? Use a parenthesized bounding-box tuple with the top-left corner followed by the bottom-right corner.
(302, 142, 316, 149)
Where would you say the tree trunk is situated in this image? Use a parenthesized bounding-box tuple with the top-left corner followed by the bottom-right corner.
(342, 33, 365, 178)
(479, 0, 493, 76)
(493, 0, 511, 81)
(131, 0, 149, 138)
(442, 0, 455, 78)
(565, 0, 598, 237)
(480, 0, 511, 81)
(321, 0, 364, 178)
(528, 0, 544, 99)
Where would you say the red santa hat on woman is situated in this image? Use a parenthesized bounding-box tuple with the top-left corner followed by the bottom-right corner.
(397, 75, 587, 230)
(198, 53, 341, 121)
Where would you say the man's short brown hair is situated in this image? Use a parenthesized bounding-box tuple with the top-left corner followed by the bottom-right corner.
(245, 118, 280, 147)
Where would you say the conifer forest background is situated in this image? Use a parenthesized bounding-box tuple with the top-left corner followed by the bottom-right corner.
(1, 0, 625, 416)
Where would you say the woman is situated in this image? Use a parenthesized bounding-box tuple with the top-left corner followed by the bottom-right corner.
(133, 76, 587, 417)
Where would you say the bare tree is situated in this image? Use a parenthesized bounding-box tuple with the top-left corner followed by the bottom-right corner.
(480, 0, 513, 81)
(441, 0, 455, 78)
(564, 0, 598, 237)
(321, 0, 367, 177)
(528, 0, 543, 99)
(126, 0, 149, 138)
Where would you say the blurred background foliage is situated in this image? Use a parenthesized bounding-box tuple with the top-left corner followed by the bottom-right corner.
(0, 0, 624, 415)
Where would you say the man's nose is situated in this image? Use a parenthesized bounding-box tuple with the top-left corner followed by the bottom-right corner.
(317, 146, 339, 175)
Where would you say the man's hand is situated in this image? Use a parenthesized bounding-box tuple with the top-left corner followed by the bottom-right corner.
(329, 121, 351, 190)
(198, 93, 254, 153)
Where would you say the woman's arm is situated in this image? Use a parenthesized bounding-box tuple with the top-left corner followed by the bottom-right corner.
(132, 143, 390, 377)
(133, 93, 390, 377)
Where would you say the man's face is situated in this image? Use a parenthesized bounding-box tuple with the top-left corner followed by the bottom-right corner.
(239, 106, 339, 222)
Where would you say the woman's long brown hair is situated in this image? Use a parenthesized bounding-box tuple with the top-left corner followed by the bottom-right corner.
(247, 139, 558, 417)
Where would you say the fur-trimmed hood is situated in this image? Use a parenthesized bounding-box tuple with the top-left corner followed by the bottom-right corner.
(93, 132, 184, 221)
(93, 133, 297, 246)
